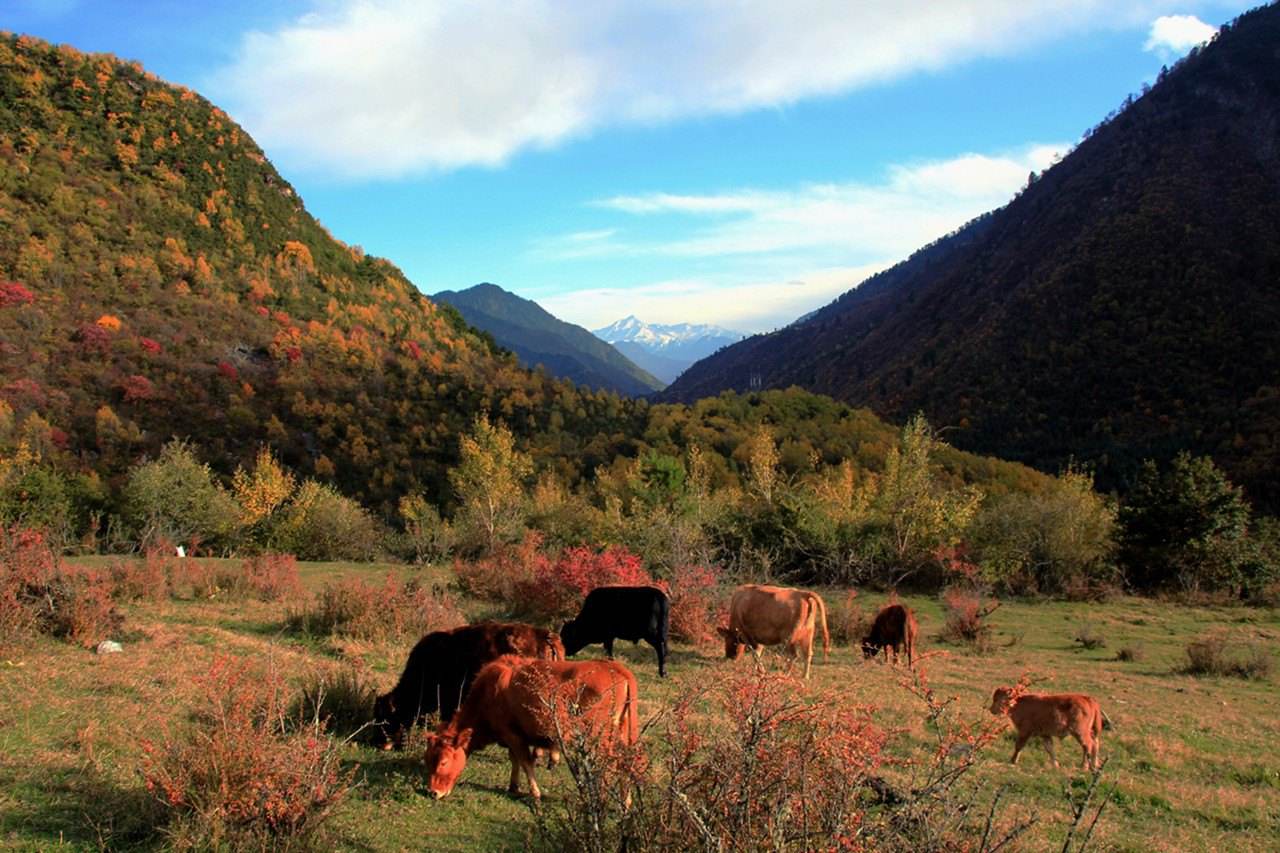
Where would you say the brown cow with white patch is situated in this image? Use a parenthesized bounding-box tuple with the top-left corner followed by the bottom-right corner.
(716, 584, 830, 679)
(861, 603, 918, 667)
(989, 686, 1109, 771)
(423, 655, 639, 800)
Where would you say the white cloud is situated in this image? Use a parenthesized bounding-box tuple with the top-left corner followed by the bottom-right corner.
(573, 145, 1064, 262)
(1144, 14, 1217, 55)
(535, 144, 1065, 330)
(213, 0, 1176, 179)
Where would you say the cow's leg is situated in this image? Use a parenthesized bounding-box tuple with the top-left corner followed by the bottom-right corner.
(802, 639, 814, 679)
(650, 636, 667, 677)
(604, 637, 615, 659)
(1011, 732, 1031, 765)
(1072, 731, 1092, 770)
(1041, 736, 1059, 769)
(750, 645, 764, 671)
(511, 746, 541, 800)
(507, 747, 523, 794)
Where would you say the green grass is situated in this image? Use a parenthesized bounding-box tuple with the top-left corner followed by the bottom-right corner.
(2, 561, 1278, 851)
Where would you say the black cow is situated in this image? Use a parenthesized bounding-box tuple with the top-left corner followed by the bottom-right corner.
(560, 585, 670, 677)
(373, 621, 563, 749)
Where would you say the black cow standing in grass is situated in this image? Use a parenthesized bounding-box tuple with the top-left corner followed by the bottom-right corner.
(373, 621, 563, 749)
(560, 585, 670, 677)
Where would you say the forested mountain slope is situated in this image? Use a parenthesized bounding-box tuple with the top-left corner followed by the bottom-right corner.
(0, 34, 1054, 519)
(432, 284, 663, 396)
(0, 34, 650, 514)
(661, 4, 1280, 508)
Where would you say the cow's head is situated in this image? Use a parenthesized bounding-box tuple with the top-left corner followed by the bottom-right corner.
(372, 693, 398, 750)
(423, 730, 471, 799)
(988, 687, 1015, 716)
(860, 639, 879, 660)
(716, 626, 744, 659)
(559, 620, 584, 657)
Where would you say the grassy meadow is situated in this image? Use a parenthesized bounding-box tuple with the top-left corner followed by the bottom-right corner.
(1, 557, 1277, 851)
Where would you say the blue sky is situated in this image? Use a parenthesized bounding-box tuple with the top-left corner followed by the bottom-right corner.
(4, 1, 1252, 332)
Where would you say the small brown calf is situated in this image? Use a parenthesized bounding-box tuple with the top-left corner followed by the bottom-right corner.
(989, 686, 1108, 771)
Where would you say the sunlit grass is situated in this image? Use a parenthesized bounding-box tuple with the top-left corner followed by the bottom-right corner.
(1, 562, 1276, 851)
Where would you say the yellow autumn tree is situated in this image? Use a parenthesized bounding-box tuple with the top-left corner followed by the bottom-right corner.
(232, 447, 296, 533)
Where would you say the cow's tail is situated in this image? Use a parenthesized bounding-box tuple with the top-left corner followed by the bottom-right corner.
(808, 592, 830, 661)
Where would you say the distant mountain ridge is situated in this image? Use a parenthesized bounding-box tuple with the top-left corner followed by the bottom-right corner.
(660, 4, 1280, 509)
(432, 285, 664, 395)
(594, 316, 743, 383)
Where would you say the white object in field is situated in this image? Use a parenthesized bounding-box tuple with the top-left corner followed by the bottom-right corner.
(176, 545, 186, 558)
(96, 640, 123, 655)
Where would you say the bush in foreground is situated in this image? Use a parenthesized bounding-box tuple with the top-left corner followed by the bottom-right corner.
(140, 656, 356, 849)
(536, 664, 1048, 852)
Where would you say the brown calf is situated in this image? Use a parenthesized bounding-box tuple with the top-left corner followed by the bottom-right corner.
(989, 686, 1108, 771)
(423, 656, 638, 800)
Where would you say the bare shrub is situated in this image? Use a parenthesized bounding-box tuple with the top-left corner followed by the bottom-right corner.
(828, 589, 871, 647)
(1185, 630, 1273, 680)
(288, 574, 464, 642)
(140, 656, 356, 848)
(1115, 643, 1145, 663)
(1073, 621, 1107, 651)
(940, 586, 999, 653)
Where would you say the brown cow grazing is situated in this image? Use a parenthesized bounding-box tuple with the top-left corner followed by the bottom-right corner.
(423, 656, 639, 801)
(716, 584, 830, 679)
(861, 603, 918, 666)
(989, 687, 1108, 771)
(374, 622, 564, 750)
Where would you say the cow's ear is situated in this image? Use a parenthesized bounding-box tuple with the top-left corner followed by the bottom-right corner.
(454, 729, 472, 751)
(715, 627, 731, 638)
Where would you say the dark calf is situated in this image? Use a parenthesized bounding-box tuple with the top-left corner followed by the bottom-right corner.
(861, 603, 918, 666)
(560, 585, 670, 677)
(373, 621, 562, 749)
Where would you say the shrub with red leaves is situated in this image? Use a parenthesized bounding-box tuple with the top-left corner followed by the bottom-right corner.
(216, 360, 239, 380)
(74, 322, 112, 356)
(119, 374, 155, 402)
(0, 527, 122, 648)
(540, 668, 888, 851)
(665, 564, 723, 644)
(138, 337, 162, 354)
(513, 543, 654, 622)
(0, 281, 35, 307)
(140, 656, 355, 847)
